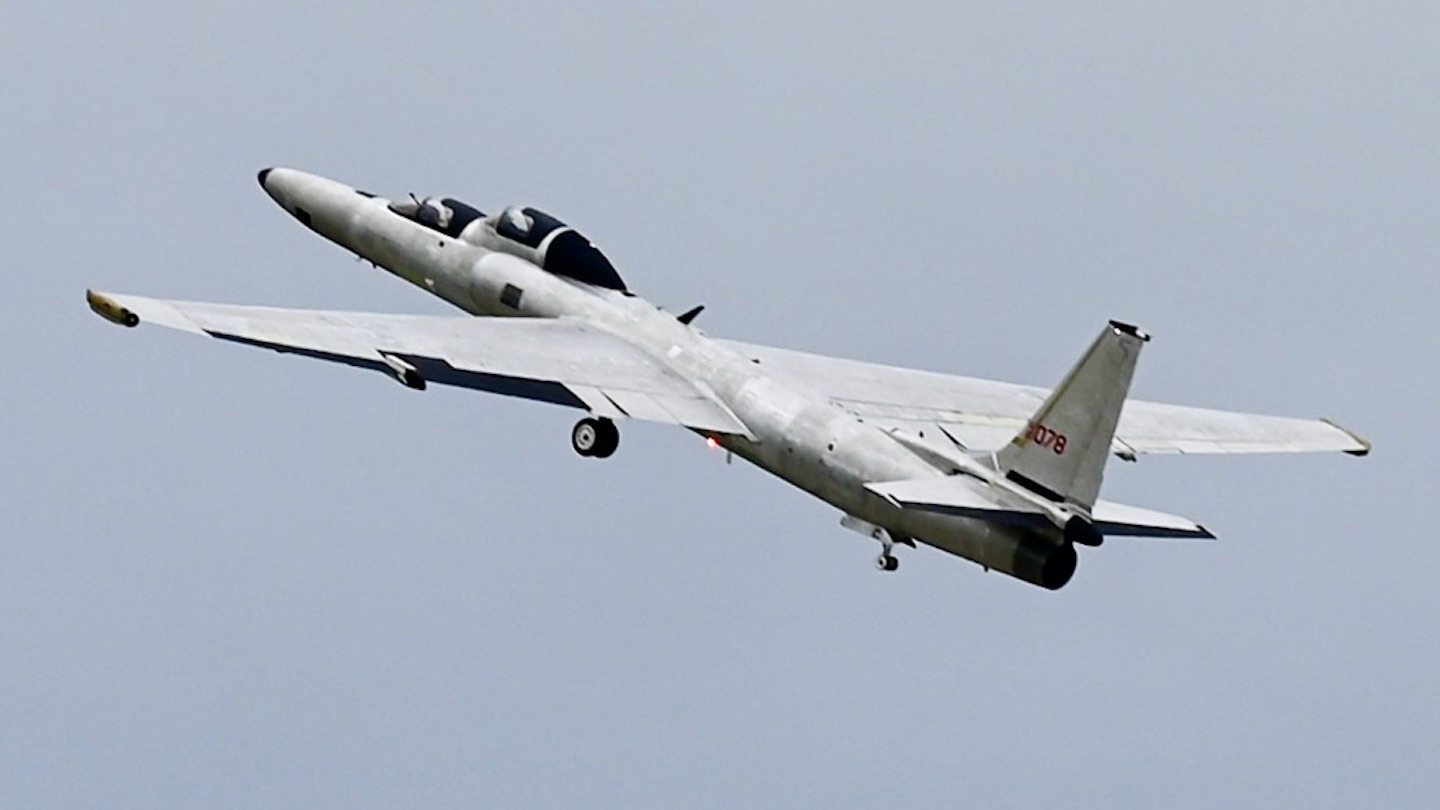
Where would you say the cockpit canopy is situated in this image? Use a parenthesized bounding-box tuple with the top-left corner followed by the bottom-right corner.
(388, 196, 627, 292)
(496, 206, 566, 248)
(490, 205, 627, 291)
(388, 196, 486, 240)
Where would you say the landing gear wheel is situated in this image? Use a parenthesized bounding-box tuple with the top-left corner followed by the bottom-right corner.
(876, 553, 899, 572)
(592, 418, 619, 458)
(571, 417, 619, 458)
(572, 418, 600, 456)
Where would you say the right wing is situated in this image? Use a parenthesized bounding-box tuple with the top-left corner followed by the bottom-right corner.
(88, 291, 752, 436)
(721, 339, 1369, 458)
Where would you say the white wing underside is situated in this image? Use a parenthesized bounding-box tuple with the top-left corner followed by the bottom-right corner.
(722, 340, 1369, 457)
(98, 293, 752, 436)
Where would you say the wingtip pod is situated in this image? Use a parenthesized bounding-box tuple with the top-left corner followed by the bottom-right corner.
(87, 289, 139, 327)
(1321, 418, 1372, 457)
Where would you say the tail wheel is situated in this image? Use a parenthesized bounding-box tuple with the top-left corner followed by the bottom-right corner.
(572, 417, 619, 458)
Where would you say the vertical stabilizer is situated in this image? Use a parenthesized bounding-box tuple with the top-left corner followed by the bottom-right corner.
(996, 321, 1149, 509)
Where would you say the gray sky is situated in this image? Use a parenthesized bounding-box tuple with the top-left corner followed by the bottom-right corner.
(3, 2, 1435, 807)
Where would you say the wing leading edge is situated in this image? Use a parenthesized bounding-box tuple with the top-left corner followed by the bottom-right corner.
(88, 291, 752, 437)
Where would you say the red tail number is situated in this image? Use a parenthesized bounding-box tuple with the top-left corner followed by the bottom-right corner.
(1025, 423, 1068, 455)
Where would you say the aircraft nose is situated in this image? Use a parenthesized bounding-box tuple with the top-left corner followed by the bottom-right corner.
(258, 167, 288, 207)
(258, 167, 300, 208)
(255, 167, 368, 238)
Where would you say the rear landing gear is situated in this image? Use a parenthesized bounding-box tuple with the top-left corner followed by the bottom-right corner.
(874, 529, 900, 572)
(571, 417, 619, 458)
(840, 515, 907, 573)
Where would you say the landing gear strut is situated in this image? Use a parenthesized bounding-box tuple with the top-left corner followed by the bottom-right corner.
(840, 515, 905, 572)
(874, 529, 900, 571)
(571, 417, 619, 458)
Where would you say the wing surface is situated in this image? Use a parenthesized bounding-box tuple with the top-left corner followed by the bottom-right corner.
(722, 339, 1368, 457)
(92, 291, 751, 436)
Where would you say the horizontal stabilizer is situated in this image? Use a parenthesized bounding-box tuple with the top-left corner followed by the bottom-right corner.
(1090, 500, 1214, 539)
(867, 476, 1213, 539)
(867, 475, 1048, 527)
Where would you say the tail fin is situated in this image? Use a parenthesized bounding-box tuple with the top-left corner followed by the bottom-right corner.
(995, 321, 1149, 509)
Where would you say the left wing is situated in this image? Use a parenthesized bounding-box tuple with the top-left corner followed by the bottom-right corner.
(88, 291, 752, 436)
(722, 338, 1369, 457)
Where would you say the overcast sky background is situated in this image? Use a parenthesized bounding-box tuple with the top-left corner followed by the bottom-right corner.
(3, 3, 1435, 807)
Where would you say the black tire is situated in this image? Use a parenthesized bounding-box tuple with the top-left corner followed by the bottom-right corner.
(592, 418, 620, 458)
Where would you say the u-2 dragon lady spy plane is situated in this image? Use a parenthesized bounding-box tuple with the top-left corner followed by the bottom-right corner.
(86, 168, 1370, 589)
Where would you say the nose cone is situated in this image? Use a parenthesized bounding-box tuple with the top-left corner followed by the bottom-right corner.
(256, 167, 372, 242)
(256, 167, 345, 208)
(258, 166, 291, 208)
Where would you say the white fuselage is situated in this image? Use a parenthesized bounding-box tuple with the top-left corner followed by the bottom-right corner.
(261, 169, 1073, 586)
